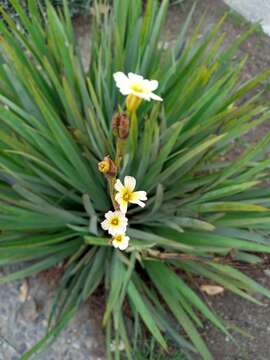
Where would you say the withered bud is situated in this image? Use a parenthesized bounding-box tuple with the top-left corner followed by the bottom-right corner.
(98, 156, 117, 177)
(112, 113, 130, 140)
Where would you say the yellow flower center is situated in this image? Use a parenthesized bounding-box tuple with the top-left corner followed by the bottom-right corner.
(123, 190, 131, 202)
(111, 218, 119, 226)
(130, 83, 144, 93)
(114, 235, 122, 243)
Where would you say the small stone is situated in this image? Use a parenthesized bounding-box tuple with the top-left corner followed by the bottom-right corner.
(72, 342, 80, 350)
(18, 280, 28, 303)
(42, 319, 48, 327)
(20, 299, 38, 322)
(18, 343, 27, 354)
(263, 269, 270, 277)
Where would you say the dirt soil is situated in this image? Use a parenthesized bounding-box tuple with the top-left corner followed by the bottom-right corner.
(204, 269, 270, 360)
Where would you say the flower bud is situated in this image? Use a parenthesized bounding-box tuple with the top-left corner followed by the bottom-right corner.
(98, 156, 117, 177)
(112, 113, 130, 140)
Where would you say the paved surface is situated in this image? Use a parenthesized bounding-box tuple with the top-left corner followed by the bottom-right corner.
(224, 0, 270, 35)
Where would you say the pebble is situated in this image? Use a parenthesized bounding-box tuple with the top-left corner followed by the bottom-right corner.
(19, 299, 38, 322)
(72, 342, 81, 350)
(263, 269, 270, 277)
(18, 343, 27, 354)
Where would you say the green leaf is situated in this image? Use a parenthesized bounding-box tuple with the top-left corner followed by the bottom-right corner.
(127, 280, 167, 350)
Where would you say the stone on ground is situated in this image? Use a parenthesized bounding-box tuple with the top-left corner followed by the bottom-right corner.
(224, 0, 270, 35)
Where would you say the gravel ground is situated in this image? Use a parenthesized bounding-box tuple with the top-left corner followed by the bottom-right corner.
(1, 1, 270, 360)
(0, 269, 105, 360)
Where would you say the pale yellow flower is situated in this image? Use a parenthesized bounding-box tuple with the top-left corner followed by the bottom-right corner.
(113, 72, 163, 112)
(112, 233, 130, 251)
(101, 210, 128, 236)
(115, 176, 147, 213)
(113, 72, 163, 101)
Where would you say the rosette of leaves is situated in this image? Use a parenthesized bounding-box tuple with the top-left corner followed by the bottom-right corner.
(0, 1, 270, 359)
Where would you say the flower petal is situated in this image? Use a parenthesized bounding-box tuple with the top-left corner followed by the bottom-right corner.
(131, 191, 147, 201)
(149, 80, 158, 91)
(112, 239, 120, 249)
(114, 179, 124, 192)
(113, 72, 129, 87)
(119, 200, 128, 214)
(119, 86, 132, 95)
(141, 79, 152, 91)
(118, 238, 129, 250)
(129, 192, 146, 207)
(124, 176, 136, 192)
(115, 192, 122, 203)
(137, 200, 146, 207)
(101, 219, 109, 230)
(108, 227, 120, 236)
(104, 211, 114, 220)
(115, 210, 126, 220)
(128, 72, 144, 83)
(115, 211, 128, 227)
(150, 92, 163, 101)
(129, 90, 151, 100)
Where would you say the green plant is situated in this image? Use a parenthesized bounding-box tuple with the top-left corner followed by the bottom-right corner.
(134, 337, 187, 359)
(1, 1, 270, 359)
(0, 0, 92, 18)
(51, 0, 92, 15)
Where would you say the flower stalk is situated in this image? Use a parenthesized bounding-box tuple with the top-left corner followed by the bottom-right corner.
(98, 156, 118, 210)
(113, 72, 162, 160)
(115, 138, 125, 168)
(112, 112, 129, 168)
(108, 176, 119, 210)
(99, 72, 161, 250)
(128, 110, 138, 159)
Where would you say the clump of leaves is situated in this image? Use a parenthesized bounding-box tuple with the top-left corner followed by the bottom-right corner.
(0, 0, 93, 18)
(1, 1, 270, 359)
(52, 0, 93, 15)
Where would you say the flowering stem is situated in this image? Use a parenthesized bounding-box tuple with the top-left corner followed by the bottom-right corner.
(128, 111, 138, 159)
(108, 177, 119, 210)
(115, 138, 124, 168)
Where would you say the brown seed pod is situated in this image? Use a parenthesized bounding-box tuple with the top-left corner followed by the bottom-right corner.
(112, 113, 130, 140)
